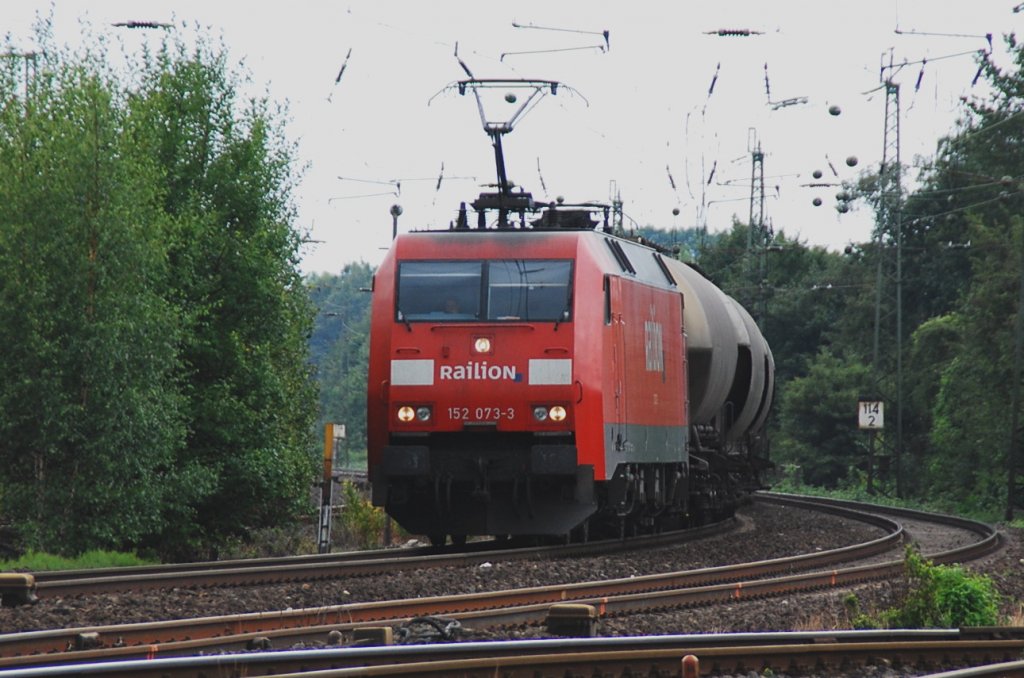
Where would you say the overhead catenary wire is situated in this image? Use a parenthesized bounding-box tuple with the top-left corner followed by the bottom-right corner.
(336, 173, 477, 199)
(763, 63, 808, 110)
(895, 27, 993, 51)
(328, 192, 397, 202)
(937, 108, 1024, 162)
(511, 21, 610, 50)
(877, 47, 989, 83)
(500, 44, 605, 61)
(503, 21, 609, 60)
(903, 191, 1024, 227)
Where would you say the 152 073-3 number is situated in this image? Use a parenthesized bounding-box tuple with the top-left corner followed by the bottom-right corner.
(448, 406, 515, 421)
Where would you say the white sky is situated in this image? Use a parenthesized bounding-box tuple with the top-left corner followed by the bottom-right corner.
(7, 2, 1023, 274)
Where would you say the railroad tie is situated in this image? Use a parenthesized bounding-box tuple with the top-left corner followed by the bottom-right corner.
(0, 573, 36, 606)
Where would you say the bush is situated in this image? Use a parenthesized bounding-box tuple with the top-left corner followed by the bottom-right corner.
(867, 546, 1001, 628)
(338, 481, 389, 549)
(216, 524, 318, 559)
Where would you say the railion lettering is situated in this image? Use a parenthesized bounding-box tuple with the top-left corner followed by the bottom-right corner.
(439, 361, 520, 381)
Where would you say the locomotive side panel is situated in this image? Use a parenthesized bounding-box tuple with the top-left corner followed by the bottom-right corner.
(602, 275, 687, 474)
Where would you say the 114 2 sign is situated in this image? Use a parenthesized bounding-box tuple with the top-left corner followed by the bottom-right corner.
(858, 400, 884, 430)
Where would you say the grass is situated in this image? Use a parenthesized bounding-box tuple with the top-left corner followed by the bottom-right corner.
(1, 483, 397, 569)
(765, 470, 1015, 525)
(1, 550, 156, 572)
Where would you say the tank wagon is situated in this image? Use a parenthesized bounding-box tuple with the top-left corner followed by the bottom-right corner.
(365, 78, 773, 544)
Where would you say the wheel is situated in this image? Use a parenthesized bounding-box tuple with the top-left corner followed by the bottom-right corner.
(428, 534, 446, 547)
(450, 534, 467, 547)
(569, 520, 590, 544)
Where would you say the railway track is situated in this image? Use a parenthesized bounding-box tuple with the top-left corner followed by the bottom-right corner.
(7, 492, 973, 607)
(0, 493, 1004, 672)
(8, 519, 737, 601)
(1, 628, 1022, 677)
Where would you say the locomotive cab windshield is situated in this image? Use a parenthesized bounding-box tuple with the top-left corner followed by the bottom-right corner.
(396, 259, 573, 322)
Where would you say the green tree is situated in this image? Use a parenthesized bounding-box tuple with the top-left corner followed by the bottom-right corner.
(900, 314, 962, 499)
(0, 23, 318, 558)
(308, 263, 374, 461)
(692, 222, 872, 489)
(899, 35, 1024, 515)
(631, 225, 715, 262)
(775, 349, 874, 487)
(128, 37, 318, 558)
(760, 235, 852, 383)
(928, 218, 1022, 514)
(690, 220, 751, 298)
(0, 31, 185, 553)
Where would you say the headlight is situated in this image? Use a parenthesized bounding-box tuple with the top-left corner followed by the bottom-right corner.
(473, 336, 492, 354)
(533, 405, 567, 422)
(397, 405, 431, 423)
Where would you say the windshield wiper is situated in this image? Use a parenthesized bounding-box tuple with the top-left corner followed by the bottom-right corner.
(554, 309, 569, 331)
(397, 310, 412, 332)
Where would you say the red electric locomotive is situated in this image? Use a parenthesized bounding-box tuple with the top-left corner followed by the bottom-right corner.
(365, 79, 773, 544)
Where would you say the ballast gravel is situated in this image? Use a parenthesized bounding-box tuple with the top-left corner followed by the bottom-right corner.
(1, 501, 1022, 677)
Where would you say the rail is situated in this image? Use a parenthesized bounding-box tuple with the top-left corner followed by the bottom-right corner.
(0, 494, 1006, 672)
(1, 629, 1021, 677)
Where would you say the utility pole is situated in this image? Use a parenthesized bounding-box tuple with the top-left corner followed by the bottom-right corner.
(609, 181, 624, 236)
(1009, 216, 1024, 521)
(748, 131, 770, 329)
(1, 50, 39, 105)
(874, 77, 904, 498)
